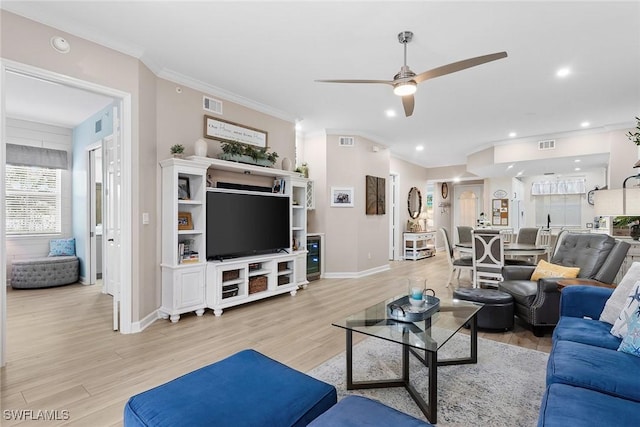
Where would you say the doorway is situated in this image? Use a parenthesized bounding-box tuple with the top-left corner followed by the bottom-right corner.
(87, 143, 105, 288)
(1, 60, 134, 367)
(454, 184, 483, 243)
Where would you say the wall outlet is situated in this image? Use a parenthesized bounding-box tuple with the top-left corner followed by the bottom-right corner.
(142, 212, 149, 225)
(367, 252, 371, 259)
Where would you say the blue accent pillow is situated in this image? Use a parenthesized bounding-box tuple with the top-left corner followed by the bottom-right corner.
(618, 308, 640, 357)
(49, 238, 76, 256)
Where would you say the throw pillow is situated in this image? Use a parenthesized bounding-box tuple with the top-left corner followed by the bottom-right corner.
(610, 280, 640, 338)
(530, 260, 580, 282)
(618, 309, 640, 357)
(49, 238, 76, 256)
(600, 262, 640, 325)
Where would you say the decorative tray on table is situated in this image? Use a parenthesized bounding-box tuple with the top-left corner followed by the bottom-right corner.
(387, 295, 441, 323)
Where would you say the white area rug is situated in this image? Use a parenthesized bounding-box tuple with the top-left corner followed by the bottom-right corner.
(308, 331, 548, 426)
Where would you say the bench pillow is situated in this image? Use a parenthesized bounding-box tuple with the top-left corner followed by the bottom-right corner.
(49, 238, 76, 257)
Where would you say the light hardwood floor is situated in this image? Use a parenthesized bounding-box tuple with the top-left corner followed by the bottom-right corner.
(1, 255, 551, 426)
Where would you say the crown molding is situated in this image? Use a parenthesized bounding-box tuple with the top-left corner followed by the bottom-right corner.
(156, 68, 296, 123)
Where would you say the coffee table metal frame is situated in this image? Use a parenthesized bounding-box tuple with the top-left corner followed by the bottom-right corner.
(333, 296, 482, 424)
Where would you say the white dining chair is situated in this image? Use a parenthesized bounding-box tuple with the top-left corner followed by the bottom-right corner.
(472, 229, 504, 288)
(441, 228, 473, 287)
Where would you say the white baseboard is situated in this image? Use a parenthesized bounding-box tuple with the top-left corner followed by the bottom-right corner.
(324, 263, 390, 279)
(131, 309, 160, 333)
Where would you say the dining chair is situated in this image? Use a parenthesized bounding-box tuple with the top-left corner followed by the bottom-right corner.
(536, 229, 552, 262)
(440, 227, 473, 287)
(500, 228, 515, 243)
(472, 229, 504, 288)
(457, 226, 473, 244)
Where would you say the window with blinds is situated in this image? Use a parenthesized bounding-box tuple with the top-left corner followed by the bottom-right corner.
(535, 194, 582, 227)
(5, 165, 61, 235)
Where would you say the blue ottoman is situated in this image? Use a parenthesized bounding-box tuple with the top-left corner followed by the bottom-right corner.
(124, 349, 337, 426)
(309, 395, 431, 426)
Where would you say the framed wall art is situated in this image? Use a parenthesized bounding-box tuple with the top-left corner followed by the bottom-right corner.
(331, 187, 354, 207)
(204, 115, 267, 148)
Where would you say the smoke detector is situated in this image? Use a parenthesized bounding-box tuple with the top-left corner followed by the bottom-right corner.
(50, 36, 71, 53)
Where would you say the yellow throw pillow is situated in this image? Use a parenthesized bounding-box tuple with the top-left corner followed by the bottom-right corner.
(530, 260, 580, 281)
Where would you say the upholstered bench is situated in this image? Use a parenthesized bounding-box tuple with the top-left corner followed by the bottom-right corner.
(124, 349, 337, 426)
(11, 256, 79, 289)
(453, 288, 514, 330)
(308, 395, 431, 426)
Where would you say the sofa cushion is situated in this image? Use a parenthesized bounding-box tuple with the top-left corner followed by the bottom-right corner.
(547, 340, 640, 402)
(610, 280, 640, 338)
(498, 279, 537, 307)
(538, 383, 639, 427)
(553, 316, 621, 350)
(530, 260, 580, 281)
(551, 233, 615, 279)
(618, 312, 640, 357)
(124, 349, 337, 427)
(600, 262, 640, 324)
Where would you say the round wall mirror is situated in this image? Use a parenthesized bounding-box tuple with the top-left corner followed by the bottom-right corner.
(407, 187, 422, 219)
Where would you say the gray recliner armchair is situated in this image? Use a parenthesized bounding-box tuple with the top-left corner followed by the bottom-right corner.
(498, 232, 630, 336)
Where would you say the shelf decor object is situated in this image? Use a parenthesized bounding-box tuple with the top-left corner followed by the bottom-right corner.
(204, 115, 267, 148)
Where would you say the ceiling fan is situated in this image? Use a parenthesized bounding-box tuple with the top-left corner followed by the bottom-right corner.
(315, 31, 507, 117)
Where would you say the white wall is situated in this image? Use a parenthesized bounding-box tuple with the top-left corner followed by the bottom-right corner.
(5, 119, 73, 283)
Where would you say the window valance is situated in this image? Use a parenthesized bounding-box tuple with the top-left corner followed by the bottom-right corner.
(531, 178, 586, 195)
(6, 143, 69, 170)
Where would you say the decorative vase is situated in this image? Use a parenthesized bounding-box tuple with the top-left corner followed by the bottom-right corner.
(281, 157, 293, 171)
(194, 138, 208, 157)
(631, 224, 640, 241)
(172, 153, 183, 159)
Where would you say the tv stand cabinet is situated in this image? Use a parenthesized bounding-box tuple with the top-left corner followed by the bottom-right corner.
(206, 253, 297, 316)
(160, 157, 308, 321)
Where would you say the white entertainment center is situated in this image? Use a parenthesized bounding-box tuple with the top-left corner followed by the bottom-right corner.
(160, 156, 308, 322)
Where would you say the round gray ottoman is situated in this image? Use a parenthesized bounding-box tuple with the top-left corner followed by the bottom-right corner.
(453, 288, 514, 331)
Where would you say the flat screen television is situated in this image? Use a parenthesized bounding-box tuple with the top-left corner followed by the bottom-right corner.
(206, 189, 290, 260)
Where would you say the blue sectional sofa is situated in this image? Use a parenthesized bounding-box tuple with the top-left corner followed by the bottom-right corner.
(538, 286, 640, 426)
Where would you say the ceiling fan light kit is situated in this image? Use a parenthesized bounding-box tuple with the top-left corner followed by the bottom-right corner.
(315, 30, 507, 117)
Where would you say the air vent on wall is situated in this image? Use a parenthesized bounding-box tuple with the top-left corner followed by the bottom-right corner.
(203, 96, 223, 114)
(339, 136, 355, 147)
(538, 139, 556, 150)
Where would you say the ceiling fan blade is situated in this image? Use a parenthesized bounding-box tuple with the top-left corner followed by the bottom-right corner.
(402, 95, 415, 117)
(414, 51, 508, 84)
(315, 79, 393, 85)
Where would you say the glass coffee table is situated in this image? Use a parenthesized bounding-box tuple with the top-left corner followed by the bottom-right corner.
(332, 295, 483, 424)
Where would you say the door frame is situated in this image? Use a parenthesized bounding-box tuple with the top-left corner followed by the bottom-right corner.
(1, 59, 134, 367)
(388, 172, 400, 260)
(86, 141, 105, 287)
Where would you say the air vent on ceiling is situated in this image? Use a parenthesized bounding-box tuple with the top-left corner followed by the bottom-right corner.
(538, 139, 556, 150)
(339, 136, 355, 147)
(203, 96, 223, 114)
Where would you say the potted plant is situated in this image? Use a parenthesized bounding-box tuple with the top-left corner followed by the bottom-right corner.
(170, 144, 185, 158)
(218, 141, 279, 167)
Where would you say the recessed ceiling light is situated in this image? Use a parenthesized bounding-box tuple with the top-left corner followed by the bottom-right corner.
(507, 164, 514, 169)
(574, 159, 581, 163)
(453, 177, 461, 183)
(415, 145, 424, 151)
(517, 171, 523, 176)
(575, 167, 581, 171)
(556, 67, 571, 78)
(50, 36, 71, 53)
(385, 109, 397, 118)
(508, 132, 517, 138)
(581, 121, 590, 127)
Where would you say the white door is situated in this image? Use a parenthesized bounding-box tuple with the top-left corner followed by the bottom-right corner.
(104, 109, 121, 330)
